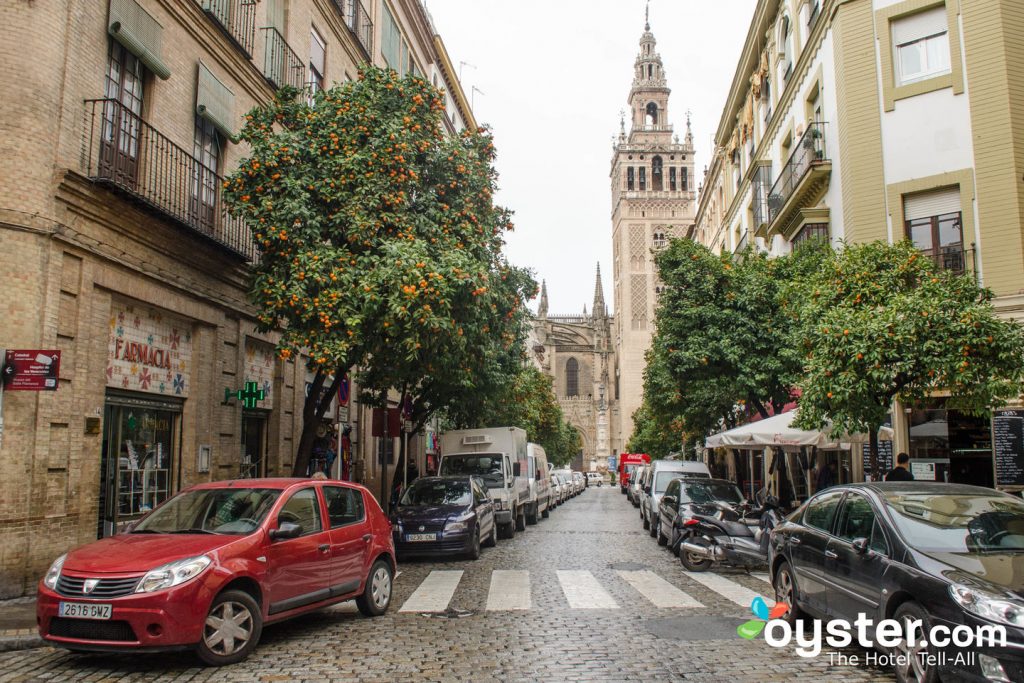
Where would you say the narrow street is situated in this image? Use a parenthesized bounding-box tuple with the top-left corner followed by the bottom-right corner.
(0, 488, 895, 682)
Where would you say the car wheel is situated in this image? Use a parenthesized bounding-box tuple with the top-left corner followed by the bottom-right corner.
(679, 533, 713, 572)
(196, 589, 262, 666)
(773, 562, 806, 626)
(356, 559, 393, 617)
(541, 505, 550, 519)
(670, 527, 680, 556)
(484, 522, 498, 548)
(467, 528, 482, 560)
(657, 520, 668, 546)
(515, 508, 526, 532)
(642, 513, 650, 530)
(892, 602, 939, 683)
(526, 504, 538, 526)
(649, 517, 658, 538)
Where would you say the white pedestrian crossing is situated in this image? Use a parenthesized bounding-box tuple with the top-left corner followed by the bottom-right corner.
(556, 570, 619, 609)
(751, 572, 771, 585)
(616, 570, 703, 608)
(682, 570, 767, 608)
(485, 570, 531, 611)
(399, 570, 464, 613)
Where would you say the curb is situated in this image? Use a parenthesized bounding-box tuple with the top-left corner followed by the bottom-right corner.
(0, 633, 44, 652)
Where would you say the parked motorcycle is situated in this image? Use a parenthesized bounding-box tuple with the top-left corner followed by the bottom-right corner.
(675, 489, 783, 572)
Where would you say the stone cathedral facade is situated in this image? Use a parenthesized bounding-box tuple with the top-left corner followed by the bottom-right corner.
(530, 19, 695, 468)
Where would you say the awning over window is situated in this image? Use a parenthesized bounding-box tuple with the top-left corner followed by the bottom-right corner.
(108, 0, 171, 80)
(196, 61, 236, 139)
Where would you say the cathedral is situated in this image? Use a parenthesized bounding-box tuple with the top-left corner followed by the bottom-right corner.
(530, 17, 696, 470)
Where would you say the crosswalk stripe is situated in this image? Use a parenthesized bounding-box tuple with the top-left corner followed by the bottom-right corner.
(751, 572, 771, 585)
(485, 570, 531, 611)
(616, 570, 703, 608)
(399, 570, 463, 613)
(556, 570, 619, 609)
(682, 571, 767, 609)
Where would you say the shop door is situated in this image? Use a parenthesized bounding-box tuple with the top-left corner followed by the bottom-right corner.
(241, 412, 268, 479)
(99, 394, 180, 538)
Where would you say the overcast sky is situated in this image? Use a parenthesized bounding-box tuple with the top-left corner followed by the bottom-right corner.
(424, 0, 757, 315)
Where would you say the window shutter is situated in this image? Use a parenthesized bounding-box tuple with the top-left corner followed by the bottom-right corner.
(892, 6, 947, 45)
(310, 30, 326, 76)
(903, 186, 960, 220)
(108, 0, 171, 80)
(196, 61, 236, 139)
(265, 0, 285, 31)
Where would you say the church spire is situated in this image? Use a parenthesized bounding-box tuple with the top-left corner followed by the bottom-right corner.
(538, 280, 548, 318)
(630, 10, 670, 131)
(593, 263, 606, 318)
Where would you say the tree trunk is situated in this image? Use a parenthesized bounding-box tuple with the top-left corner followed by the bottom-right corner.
(868, 427, 880, 481)
(750, 397, 772, 421)
(291, 367, 345, 477)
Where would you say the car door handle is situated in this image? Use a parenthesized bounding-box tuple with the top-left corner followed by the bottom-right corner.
(824, 550, 838, 559)
(789, 537, 802, 545)
(318, 544, 330, 553)
(362, 534, 372, 542)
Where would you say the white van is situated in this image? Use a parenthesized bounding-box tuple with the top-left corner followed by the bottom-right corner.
(526, 443, 552, 523)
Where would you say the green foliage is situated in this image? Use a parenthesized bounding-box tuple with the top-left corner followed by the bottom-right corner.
(790, 240, 1024, 439)
(454, 365, 581, 467)
(626, 399, 683, 459)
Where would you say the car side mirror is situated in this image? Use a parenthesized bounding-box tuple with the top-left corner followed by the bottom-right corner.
(270, 522, 302, 540)
(513, 462, 521, 477)
(851, 537, 871, 555)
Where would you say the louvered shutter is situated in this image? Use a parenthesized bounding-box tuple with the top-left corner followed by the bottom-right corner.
(108, 0, 170, 80)
(196, 61, 236, 139)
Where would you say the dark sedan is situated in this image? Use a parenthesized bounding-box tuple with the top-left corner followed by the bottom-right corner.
(770, 482, 1024, 683)
(392, 476, 497, 561)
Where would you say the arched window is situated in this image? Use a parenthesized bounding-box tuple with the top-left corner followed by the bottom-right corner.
(645, 102, 658, 126)
(626, 166, 635, 191)
(651, 156, 663, 190)
(565, 358, 579, 397)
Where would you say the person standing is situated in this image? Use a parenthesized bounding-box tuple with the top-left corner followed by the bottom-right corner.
(885, 452, 915, 481)
(815, 460, 836, 491)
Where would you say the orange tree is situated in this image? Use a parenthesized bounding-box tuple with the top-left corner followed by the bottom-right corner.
(224, 66, 523, 475)
(789, 240, 1024, 476)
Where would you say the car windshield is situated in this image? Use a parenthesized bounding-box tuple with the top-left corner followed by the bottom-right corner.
(654, 471, 684, 493)
(885, 492, 1024, 553)
(400, 480, 471, 507)
(133, 488, 280, 535)
(680, 481, 745, 505)
(439, 454, 504, 488)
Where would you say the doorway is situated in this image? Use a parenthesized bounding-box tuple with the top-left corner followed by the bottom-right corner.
(241, 411, 268, 478)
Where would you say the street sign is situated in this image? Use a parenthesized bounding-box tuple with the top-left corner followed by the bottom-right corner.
(224, 381, 265, 409)
(337, 405, 349, 423)
(337, 374, 350, 406)
(2, 350, 61, 391)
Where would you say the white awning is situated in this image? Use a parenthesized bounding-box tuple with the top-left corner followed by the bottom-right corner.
(705, 410, 893, 450)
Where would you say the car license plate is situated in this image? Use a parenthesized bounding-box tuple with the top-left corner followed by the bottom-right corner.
(58, 602, 112, 620)
(406, 533, 437, 542)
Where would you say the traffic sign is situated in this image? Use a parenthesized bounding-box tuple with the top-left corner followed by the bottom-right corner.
(337, 374, 350, 406)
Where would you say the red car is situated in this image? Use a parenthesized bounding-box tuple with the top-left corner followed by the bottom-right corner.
(37, 478, 396, 666)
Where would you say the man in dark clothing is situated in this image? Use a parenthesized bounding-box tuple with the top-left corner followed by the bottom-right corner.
(815, 461, 836, 491)
(885, 452, 915, 481)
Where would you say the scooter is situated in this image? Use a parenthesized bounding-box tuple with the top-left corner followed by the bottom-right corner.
(675, 489, 783, 572)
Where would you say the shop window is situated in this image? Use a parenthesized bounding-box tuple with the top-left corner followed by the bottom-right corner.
(909, 398, 993, 488)
(893, 7, 950, 86)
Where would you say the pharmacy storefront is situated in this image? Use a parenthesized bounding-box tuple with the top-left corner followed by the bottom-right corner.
(100, 301, 192, 537)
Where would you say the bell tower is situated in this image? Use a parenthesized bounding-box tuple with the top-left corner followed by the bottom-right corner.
(610, 11, 696, 454)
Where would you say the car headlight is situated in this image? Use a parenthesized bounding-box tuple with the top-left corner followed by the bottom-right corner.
(135, 555, 212, 593)
(43, 554, 66, 590)
(950, 583, 1024, 627)
(445, 520, 469, 533)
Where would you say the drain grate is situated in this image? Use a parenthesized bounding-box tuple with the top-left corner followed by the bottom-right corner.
(418, 608, 476, 619)
(608, 562, 649, 571)
(644, 616, 747, 641)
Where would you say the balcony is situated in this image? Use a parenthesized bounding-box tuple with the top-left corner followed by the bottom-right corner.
(767, 122, 831, 232)
(924, 244, 977, 281)
(751, 163, 772, 229)
(332, 0, 373, 57)
(82, 99, 256, 262)
(262, 27, 305, 90)
(199, 0, 257, 56)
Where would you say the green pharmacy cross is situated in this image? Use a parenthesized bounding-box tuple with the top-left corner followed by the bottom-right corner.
(224, 381, 265, 409)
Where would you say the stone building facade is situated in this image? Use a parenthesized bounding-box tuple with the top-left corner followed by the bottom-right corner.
(0, 0, 474, 597)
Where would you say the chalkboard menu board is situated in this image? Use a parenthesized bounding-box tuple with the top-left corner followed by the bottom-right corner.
(862, 416, 894, 479)
(993, 409, 1024, 488)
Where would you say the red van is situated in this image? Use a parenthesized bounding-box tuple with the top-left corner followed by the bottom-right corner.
(617, 453, 651, 494)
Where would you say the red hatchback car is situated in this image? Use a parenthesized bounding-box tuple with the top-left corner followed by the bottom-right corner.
(37, 478, 395, 666)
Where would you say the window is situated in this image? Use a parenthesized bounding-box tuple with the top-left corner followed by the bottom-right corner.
(191, 115, 222, 232)
(626, 166, 635, 191)
(639, 167, 647, 191)
(793, 223, 829, 246)
(893, 7, 950, 85)
(808, 1, 821, 30)
(278, 488, 323, 535)
(309, 27, 326, 97)
(101, 41, 145, 186)
(381, 4, 401, 71)
(868, 520, 889, 555)
(681, 167, 688, 191)
(651, 156, 663, 191)
(669, 167, 677, 191)
(904, 187, 964, 273)
(323, 486, 365, 527)
(565, 357, 579, 397)
(645, 102, 658, 125)
(835, 494, 876, 542)
(780, 16, 793, 82)
(803, 491, 843, 533)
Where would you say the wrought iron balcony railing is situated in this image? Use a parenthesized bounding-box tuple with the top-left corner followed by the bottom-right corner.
(199, 0, 257, 56)
(333, 0, 373, 57)
(926, 244, 976, 279)
(82, 99, 256, 261)
(262, 27, 305, 90)
(768, 121, 828, 224)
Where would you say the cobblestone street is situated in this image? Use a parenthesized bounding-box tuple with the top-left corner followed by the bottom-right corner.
(0, 487, 896, 682)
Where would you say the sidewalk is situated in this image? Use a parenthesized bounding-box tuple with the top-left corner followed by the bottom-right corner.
(0, 598, 43, 652)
